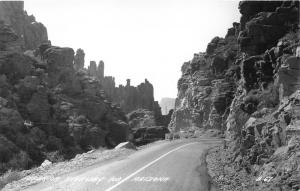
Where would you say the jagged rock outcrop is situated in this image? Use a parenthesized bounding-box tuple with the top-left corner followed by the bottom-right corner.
(74, 48, 85, 71)
(87, 60, 104, 81)
(169, 27, 239, 132)
(238, 1, 298, 55)
(127, 109, 169, 145)
(0, 1, 48, 50)
(114, 79, 157, 113)
(87, 61, 160, 114)
(0, 17, 129, 174)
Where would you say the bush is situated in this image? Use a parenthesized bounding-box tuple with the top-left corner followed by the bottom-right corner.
(241, 83, 279, 114)
(257, 84, 279, 109)
(7, 151, 32, 170)
(0, 169, 23, 189)
(45, 151, 64, 163)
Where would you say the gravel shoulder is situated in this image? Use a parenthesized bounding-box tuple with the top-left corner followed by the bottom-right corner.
(2, 140, 170, 191)
(206, 146, 255, 191)
(2, 148, 135, 191)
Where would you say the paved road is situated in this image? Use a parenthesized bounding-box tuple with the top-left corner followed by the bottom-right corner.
(24, 138, 221, 191)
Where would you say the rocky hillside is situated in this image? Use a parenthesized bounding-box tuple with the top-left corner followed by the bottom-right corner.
(0, 2, 129, 174)
(0, 1, 172, 175)
(170, 1, 299, 190)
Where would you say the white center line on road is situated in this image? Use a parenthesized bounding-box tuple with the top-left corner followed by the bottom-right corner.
(104, 142, 199, 191)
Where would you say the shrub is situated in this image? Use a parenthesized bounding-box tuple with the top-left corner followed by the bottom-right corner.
(7, 151, 32, 170)
(241, 83, 279, 114)
(257, 83, 279, 109)
(0, 169, 23, 190)
(45, 151, 64, 163)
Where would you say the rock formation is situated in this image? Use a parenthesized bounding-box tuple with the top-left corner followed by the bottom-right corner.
(169, 30, 239, 132)
(86, 61, 172, 145)
(0, 1, 48, 50)
(86, 61, 161, 114)
(127, 109, 169, 145)
(74, 48, 85, 71)
(171, 1, 299, 190)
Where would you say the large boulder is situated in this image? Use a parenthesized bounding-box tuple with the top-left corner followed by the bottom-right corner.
(114, 141, 136, 150)
(106, 120, 129, 147)
(43, 46, 75, 88)
(128, 109, 169, 145)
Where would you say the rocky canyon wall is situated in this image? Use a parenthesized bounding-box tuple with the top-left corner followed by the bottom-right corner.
(171, 1, 299, 190)
(169, 27, 239, 132)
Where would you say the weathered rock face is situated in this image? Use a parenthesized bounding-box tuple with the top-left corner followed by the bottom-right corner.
(87, 60, 104, 81)
(0, 24, 129, 174)
(276, 56, 300, 99)
(127, 109, 169, 145)
(0, 1, 48, 50)
(169, 29, 239, 132)
(44, 46, 76, 88)
(172, 1, 299, 189)
(87, 61, 159, 114)
(114, 79, 156, 113)
(238, 1, 299, 55)
(74, 48, 85, 71)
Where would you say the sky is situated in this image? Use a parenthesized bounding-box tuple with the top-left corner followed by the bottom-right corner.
(24, 0, 241, 101)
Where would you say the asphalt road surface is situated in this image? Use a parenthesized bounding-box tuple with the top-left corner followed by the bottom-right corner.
(24, 138, 221, 191)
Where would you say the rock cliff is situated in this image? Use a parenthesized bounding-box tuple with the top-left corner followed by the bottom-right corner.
(169, 29, 239, 132)
(171, 1, 299, 190)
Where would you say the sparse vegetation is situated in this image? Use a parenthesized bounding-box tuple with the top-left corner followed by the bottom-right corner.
(241, 83, 279, 114)
(0, 169, 23, 190)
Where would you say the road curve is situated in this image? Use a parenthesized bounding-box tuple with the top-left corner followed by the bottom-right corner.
(24, 138, 221, 191)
